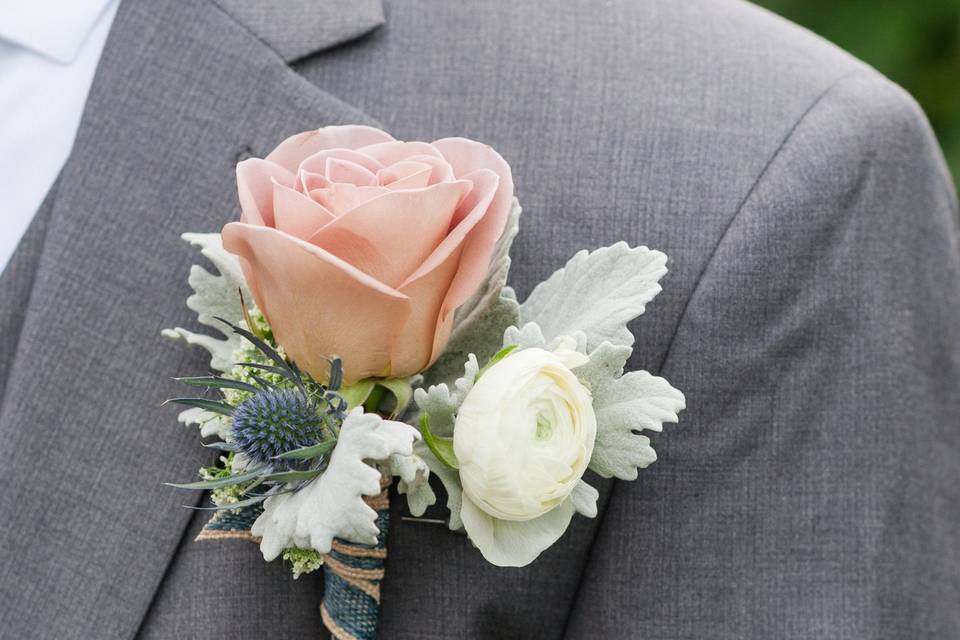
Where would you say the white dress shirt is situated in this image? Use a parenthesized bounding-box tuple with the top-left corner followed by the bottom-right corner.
(0, 0, 119, 272)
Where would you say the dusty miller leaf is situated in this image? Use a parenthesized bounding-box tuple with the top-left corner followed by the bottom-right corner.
(422, 291, 519, 390)
(388, 452, 435, 517)
(570, 480, 599, 518)
(502, 322, 588, 355)
(160, 232, 252, 372)
(415, 441, 465, 531)
(410, 354, 482, 530)
(250, 409, 419, 560)
(576, 342, 685, 480)
(176, 406, 231, 440)
(519, 242, 667, 351)
(413, 354, 479, 439)
(572, 340, 631, 394)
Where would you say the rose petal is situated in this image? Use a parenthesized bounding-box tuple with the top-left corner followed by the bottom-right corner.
(221, 222, 411, 384)
(309, 180, 472, 288)
(326, 157, 378, 186)
(432, 137, 514, 310)
(267, 125, 395, 173)
(296, 148, 383, 190)
(310, 184, 392, 216)
(299, 170, 332, 192)
(390, 242, 464, 377)
(399, 168, 500, 363)
(404, 154, 456, 184)
(237, 159, 295, 228)
(377, 160, 433, 190)
(272, 181, 336, 241)
(358, 141, 445, 166)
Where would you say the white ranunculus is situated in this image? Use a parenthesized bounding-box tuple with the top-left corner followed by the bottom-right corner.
(453, 346, 597, 566)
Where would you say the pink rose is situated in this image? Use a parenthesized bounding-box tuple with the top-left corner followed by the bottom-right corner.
(221, 125, 513, 384)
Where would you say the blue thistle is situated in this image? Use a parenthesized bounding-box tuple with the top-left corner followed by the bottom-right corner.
(167, 317, 349, 508)
(231, 389, 332, 467)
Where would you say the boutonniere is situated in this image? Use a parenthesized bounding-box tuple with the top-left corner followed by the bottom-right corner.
(163, 126, 684, 639)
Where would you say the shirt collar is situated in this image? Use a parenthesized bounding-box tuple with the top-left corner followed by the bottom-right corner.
(0, 0, 114, 63)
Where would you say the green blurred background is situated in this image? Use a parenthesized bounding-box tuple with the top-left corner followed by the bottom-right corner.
(755, 0, 960, 186)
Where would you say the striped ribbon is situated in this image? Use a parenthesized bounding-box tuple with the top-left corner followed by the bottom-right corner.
(197, 480, 391, 639)
(319, 484, 390, 640)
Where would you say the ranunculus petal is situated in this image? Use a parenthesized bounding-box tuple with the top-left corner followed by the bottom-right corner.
(267, 125, 395, 173)
(272, 181, 336, 240)
(378, 160, 432, 190)
(221, 222, 411, 383)
(432, 137, 514, 311)
(237, 159, 295, 227)
(400, 168, 500, 363)
(309, 180, 472, 289)
(359, 140, 444, 166)
(460, 493, 576, 567)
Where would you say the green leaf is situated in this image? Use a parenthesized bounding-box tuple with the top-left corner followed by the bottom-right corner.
(175, 376, 261, 395)
(274, 439, 337, 461)
(200, 440, 240, 452)
(261, 469, 322, 483)
(363, 384, 387, 414)
(222, 318, 305, 391)
(339, 379, 376, 409)
(165, 398, 235, 416)
(342, 378, 414, 417)
(419, 414, 459, 470)
(475, 344, 518, 380)
(166, 465, 269, 490)
(250, 374, 278, 390)
(378, 378, 413, 418)
(189, 494, 268, 511)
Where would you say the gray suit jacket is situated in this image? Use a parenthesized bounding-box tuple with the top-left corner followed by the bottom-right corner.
(1, 0, 958, 638)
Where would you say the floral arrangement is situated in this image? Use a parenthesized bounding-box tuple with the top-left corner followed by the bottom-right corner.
(162, 125, 684, 638)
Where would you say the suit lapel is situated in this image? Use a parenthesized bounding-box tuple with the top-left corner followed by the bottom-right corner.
(0, 0, 381, 637)
(213, 0, 385, 63)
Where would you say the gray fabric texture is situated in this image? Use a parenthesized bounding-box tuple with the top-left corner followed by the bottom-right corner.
(0, 0, 957, 638)
(212, 0, 385, 62)
(0, 177, 58, 404)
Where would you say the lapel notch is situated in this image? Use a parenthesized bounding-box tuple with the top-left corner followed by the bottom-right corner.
(212, 0, 385, 63)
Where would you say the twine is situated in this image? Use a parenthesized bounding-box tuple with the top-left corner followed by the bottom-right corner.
(196, 478, 392, 640)
(320, 479, 391, 640)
